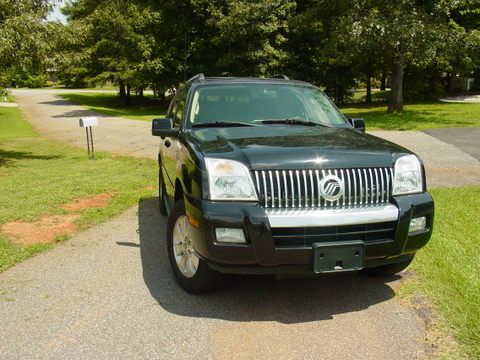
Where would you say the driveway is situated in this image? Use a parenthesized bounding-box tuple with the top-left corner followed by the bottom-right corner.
(13, 89, 159, 159)
(0, 198, 424, 360)
(423, 127, 480, 161)
(440, 94, 480, 103)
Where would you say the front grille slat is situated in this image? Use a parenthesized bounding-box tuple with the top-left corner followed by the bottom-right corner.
(253, 167, 393, 209)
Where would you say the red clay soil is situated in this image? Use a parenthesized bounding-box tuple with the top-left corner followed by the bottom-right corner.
(63, 193, 113, 212)
(2, 193, 114, 245)
(2, 215, 80, 245)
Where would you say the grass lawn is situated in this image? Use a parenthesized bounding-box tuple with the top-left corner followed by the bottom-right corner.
(340, 101, 480, 131)
(60, 92, 167, 121)
(0, 105, 157, 271)
(400, 186, 480, 358)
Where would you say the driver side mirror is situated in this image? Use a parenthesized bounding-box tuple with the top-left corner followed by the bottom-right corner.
(348, 118, 365, 133)
(152, 118, 179, 137)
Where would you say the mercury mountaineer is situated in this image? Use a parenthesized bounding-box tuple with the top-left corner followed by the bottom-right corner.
(152, 74, 434, 293)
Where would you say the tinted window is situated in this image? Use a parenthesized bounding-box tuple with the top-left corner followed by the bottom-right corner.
(173, 88, 188, 127)
(188, 84, 347, 127)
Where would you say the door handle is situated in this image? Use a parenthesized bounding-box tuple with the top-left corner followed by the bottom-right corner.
(165, 140, 171, 147)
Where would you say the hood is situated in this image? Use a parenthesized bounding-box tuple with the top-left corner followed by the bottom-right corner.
(187, 126, 411, 170)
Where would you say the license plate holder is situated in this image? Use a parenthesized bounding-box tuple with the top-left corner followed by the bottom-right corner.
(313, 241, 364, 274)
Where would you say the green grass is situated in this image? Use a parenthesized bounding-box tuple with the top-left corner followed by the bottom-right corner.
(60, 92, 167, 121)
(400, 186, 480, 358)
(1, 93, 15, 103)
(0, 104, 157, 271)
(0, 107, 36, 141)
(340, 101, 480, 131)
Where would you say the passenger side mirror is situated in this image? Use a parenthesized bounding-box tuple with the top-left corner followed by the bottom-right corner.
(152, 118, 179, 137)
(348, 118, 365, 133)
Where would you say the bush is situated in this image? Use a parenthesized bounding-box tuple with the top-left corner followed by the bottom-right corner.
(45, 81, 56, 87)
(16, 74, 47, 88)
(404, 66, 446, 101)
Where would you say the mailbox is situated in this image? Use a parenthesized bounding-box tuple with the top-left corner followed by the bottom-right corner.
(79, 117, 98, 128)
(79, 117, 97, 158)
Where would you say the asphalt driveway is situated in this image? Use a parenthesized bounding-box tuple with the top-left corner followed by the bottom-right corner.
(423, 127, 480, 160)
(0, 198, 423, 360)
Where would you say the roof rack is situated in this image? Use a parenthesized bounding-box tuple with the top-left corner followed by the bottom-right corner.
(272, 74, 289, 80)
(186, 73, 205, 84)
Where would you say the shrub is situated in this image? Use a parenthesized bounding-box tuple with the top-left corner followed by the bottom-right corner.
(404, 66, 446, 101)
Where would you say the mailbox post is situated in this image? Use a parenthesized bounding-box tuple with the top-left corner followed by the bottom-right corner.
(79, 117, 98, 158)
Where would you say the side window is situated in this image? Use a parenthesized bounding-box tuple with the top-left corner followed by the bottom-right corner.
(173, 88, 188, 128)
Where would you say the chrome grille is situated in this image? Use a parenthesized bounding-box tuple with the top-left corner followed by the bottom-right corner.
(252, 168, 394, 208)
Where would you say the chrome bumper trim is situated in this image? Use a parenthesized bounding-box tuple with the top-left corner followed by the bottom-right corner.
(266, 204, 399, 228)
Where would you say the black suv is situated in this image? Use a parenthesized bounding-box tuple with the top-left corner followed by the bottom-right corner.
(152, 74, 434, 293)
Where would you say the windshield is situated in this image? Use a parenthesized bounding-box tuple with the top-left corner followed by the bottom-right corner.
(187, 83, 348, 127)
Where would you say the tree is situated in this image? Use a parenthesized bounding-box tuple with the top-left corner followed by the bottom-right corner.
(206, 0, 295, 76)
(328, 0, 453, 112)
(0, 0, 56, 90)
(60, 0, 162, 101)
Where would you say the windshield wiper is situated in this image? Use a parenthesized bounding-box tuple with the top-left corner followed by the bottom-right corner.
(254, 119, 331, 127)
(192, 121, 257, 128)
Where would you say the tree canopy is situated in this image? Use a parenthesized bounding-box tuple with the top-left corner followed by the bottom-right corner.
(0, 0, 57, 90)
(3, 0, 480, 111)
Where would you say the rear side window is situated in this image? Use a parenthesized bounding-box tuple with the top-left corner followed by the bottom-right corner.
(170, 87, 187, 128)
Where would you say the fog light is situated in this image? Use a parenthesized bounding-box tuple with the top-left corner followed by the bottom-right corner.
(215, 228, 246, 244)
(409, 217, 426, 233)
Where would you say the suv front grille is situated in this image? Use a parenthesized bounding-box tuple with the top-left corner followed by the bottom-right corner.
(252, 168, 394, 209)
(272, 221, 397, 248)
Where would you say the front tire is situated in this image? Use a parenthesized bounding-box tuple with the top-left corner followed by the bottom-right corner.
(363, 255, 415, 276)
(167, 199, 228, 293)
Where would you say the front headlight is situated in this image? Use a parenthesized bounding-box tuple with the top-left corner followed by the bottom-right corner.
(393, 155, 423, 195)
(205, 158, 258, 201)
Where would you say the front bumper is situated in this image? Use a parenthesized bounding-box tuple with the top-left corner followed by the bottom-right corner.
(184, 192, 434, 274)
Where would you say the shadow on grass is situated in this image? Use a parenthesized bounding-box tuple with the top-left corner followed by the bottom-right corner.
(137, 197, 399, 324)
(0, 149, 62, 167)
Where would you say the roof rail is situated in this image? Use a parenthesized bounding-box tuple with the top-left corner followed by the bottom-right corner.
(186, 73, 205, 84)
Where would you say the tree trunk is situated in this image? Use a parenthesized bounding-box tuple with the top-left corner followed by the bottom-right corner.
(388, 61, 404, 112)
(119, 82, 126, 99)
(380, 72, 387, 91)
(126, 84, 131, 105)
(365, 76, 372, 104)
(447, 73, 456, 95)
(336, 83, 345, 104)
(139, 86, 144, 99)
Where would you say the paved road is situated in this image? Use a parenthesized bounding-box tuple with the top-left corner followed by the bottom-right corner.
(0, 199, 424, 360)
(440, 94, 480, 103)
(2, 88, 478, 359)
(423, 127, 480, 161)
